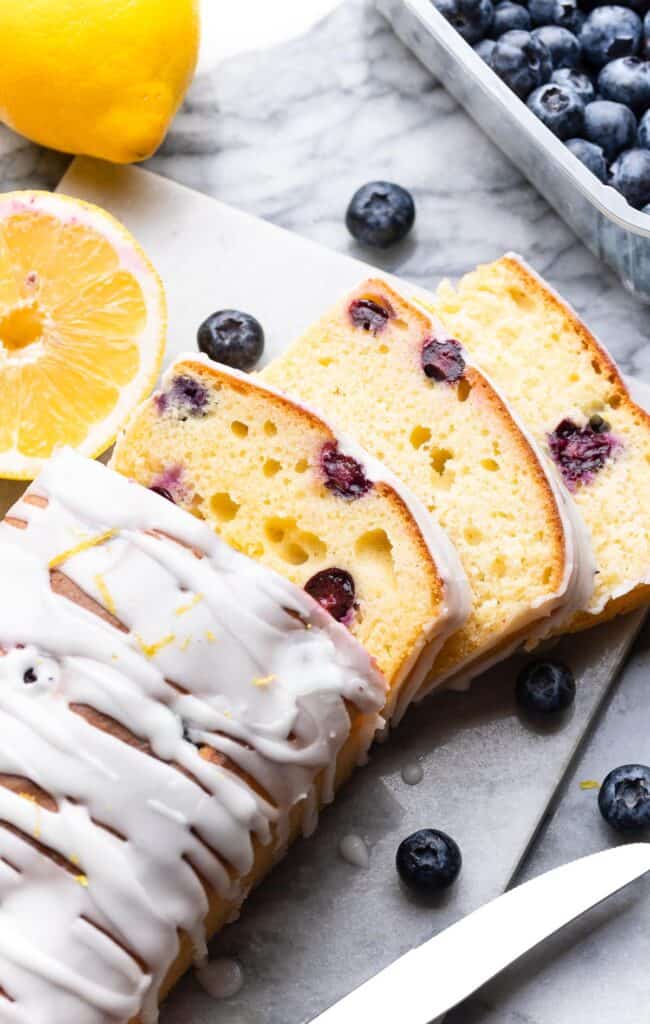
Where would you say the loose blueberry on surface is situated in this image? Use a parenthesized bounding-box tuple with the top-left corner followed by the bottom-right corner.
(23, 667, 38, 685)
(529, 0, 583, 32)
(396, 829, 462, 894)
(548, 416, 620, 489)
(610, 147, 650, 207)
(149, 485, 175, 503)
(348, 297, 394, 334)
(516, 659, 576, 714)
(551, 68, 595, 104)
(638, 108, 650, 146)
(599, 764, 650, 831)
(580, 5, 642, 67)
(321, 441, 372, 500)
(345, 181, 416, 249)
(490, 30, 553, 98)
(163, 374, 210, 418)
(527, 83, 585, 138)
(565, 137, 608, 180)
(583, 99, 637, 160)
(433, 0, 495, 42)
(491, 1, 531, 36)
(197, 309, 265, 372)
(421, 337, 466, 383)
(304, 568, 356, 622)
(531, 25, 581, 67)
(598, 56, 650, 112)
(475, 36, 497, 60)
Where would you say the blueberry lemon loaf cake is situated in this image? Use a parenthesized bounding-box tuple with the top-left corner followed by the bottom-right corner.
(0, 450, 386, 1023)
(111, 357, 470, 718)
(261, 278, 593, 693)
(434, 255, 650, 632)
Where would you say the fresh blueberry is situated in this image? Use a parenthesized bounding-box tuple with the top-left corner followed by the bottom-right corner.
(598, 56, 650, 111)
(529, 0, 583, 32)
(490, 29, 553, 98)
(421, 337, 466, 382)
(348, 297, 394, 334)
(304, 568, 356, 622)
(638, 108, 650, 145)
(551, 68, 596, 104)
(197, 310, 264, 372)
(475, 36, 497, 60)
(642, 10, 650, 59)
(548, 416, 621, 488)
(580, 6, 642, 67)
(610, 147, 650, 206)
(321, 441, 372, 500)
(599, 765, 650, 831)
(491, 1, 531, 36)
(531, 25, 581, 66)
(516, 659, 576, 713)
(527, 83, 585, 138)
(583, 99, 637, 159)
(565, 137, 608, 180)
(433, 0, 494, 42)
(396, 829, 462, 893)
(345, 181, 415, 249)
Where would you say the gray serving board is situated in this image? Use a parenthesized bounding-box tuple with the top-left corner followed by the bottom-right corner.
(31, 158, 644, 1022)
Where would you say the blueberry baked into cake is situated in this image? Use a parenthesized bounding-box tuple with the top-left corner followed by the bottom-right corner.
(111, 358, 470, 719)
(261, 277, 594, 693)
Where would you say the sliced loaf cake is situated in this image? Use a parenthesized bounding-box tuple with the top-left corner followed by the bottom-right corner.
(434, 255, 650, 631)
(111, 356, 470, 720)
(261, 278, 594, 693)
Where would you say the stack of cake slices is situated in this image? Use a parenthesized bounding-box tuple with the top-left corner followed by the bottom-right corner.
(108, 255, 650, 709)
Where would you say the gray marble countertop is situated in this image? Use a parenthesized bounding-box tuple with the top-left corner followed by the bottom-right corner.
(2, 1, 648, 1020)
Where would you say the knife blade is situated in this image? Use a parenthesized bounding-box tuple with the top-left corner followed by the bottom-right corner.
(309, 843, 650, 1024)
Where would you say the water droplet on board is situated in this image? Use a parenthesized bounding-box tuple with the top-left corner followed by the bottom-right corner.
(338, 833, 369, 868)
(401, 762, 424, 786)
(195, 957, 244, 1000)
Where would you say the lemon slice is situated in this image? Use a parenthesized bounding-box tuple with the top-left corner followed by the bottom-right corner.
(0, 190, 166, 479)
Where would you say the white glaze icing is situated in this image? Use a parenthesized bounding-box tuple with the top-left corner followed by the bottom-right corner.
(194, 957, 243, 1000)
(338, 834, 369, 869)
(157, 355, 472, 724)
(0, 449, 385, 1023)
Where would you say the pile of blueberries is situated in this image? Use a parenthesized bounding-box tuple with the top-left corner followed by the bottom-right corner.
(433, 0, 650, 210)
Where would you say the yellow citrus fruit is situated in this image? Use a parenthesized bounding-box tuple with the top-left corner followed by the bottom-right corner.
(0, 0, 200, 164)
(0, 190, 166, 480)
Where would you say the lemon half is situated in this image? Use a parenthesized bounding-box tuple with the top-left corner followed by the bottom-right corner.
(0, 191, 166, 479)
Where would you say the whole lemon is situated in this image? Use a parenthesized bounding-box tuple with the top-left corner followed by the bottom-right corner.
(0, 0, 200, 163)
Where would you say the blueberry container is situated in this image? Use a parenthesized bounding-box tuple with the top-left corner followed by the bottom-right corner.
(377, 0, 650, 302)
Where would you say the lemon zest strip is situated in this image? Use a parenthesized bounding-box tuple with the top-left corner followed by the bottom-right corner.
(48, 529, 117, 568)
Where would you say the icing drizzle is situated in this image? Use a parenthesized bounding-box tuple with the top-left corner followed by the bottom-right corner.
(0, 450, 385, 1023)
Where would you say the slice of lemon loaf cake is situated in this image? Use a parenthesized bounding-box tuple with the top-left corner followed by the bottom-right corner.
(260, 278, 594, 693)
(111, 356, 470, 719)
(434, 255, 650, 632)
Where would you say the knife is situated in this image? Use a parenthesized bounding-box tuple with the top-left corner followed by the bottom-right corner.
(309, 843, 650, 1023)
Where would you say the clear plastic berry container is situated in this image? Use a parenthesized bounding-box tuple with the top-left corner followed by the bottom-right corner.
(377, 0, 650, 302)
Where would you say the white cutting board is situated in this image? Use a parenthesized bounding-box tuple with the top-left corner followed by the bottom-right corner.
(52, 158, 644, 1024)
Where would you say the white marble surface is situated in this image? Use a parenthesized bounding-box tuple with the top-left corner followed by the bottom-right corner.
(1, 1, 649, 1021)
